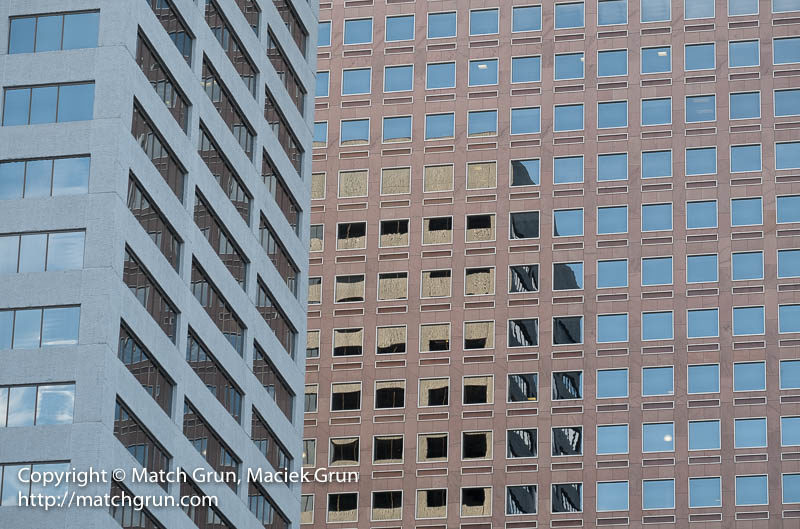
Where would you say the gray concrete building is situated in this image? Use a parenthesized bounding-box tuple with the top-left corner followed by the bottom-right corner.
(0, 0, 316, 528)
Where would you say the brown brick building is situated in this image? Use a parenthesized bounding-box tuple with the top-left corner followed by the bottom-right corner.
(301, 0, 800, 527)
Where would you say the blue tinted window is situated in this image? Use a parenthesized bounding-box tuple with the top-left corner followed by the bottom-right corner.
(737, 475, 768, 506)
(52, 157, 89, 195)
(469, 59, 499, 86)
(687, 254, 718, 283)
(642, 46, 671, 73)
(686, 147, 717, 175)
(774, 37, 800, 64)
(0, 160, 24, 199)
(340, 119, 369, 144)
(426, 62, 456, 89)
(35, 15, 63, 52)
(731, 197, 763, 226)
(512, 6, 542, 31)
(597, 368, 628, 397)
(555, 2, 585, 28)
(13, 309, 43, 348)
(0, 311, 14, 349)
(342, 68, 370, 95)
(554, 104, 584, 131)
(425, 113, 454, 140)
(777, 142, 800, 169)
(642, 256, 672, 285)
(3, 88, 31, 126)
(511, 107, 541, 135)
(688, 364, 719, 393)
(734, 361, 766, 391)
(384, 65, 413, 92)
(642, 98, 671, 125)
(467, 110, 497, 137)
(344, 18, 372, 44)
(30, 86, 58, 124)
(62, 12, 99, 50)
(732, 251, 763, 280)
(597, 259, 628, 288)
(383, 116, 411, 142)
(785, 474, 800, 503)
(597, 314, 628, 343)
(598, 153, 628, 181)
(687, 308, 719, 337)
(386, 15, 414, 41)
(553, 209, 583, 237)
(642, 311, 673, 340)
(779, 195, 800, 223)
(685, 43, 715, 70)
(427, 12, 457, 38)
(313, 122, 327, 145)
(730, 40, 760, 67)
(470, 9, 499, 35)
(779, 249, 800, 278)
(318, 21, 331, 46)
(642, 150, 672, 178)
(782, 417, 800, 446)
(686, 0, 715, 18)
(642, 366, 673, 394)
(689, 477, 721, 507)
(686, 94, 716, 122)
(598, 49, 628, 76)
(57, 83, 94, 122)
(641, 0, 672, 22)
(731, 144, 761, 172)
(734, 418, 767, 447)
(643, 423, 674, 452)
(733, 306, 765, 335)
(315, 71, 329, 97)
(687, 200, 717, 228)
(25, 159, 52, 198)
(597, 424, 628, 454)
(555, 53, 585, 80)
(775, 89, 800, 116)
(730, 92, 760, 119)
(642, 203, 672, 231)
(512, 56, 542, 83)
(730, 0, 759, 15)
(598, 101, 628, 128)
(553, 156, 583, 184)
(598, 0, 628, 25)
(781, 304, 800, 333)
(8, 17, 36, 53)
(597, 481, 628, 511)
(597, 206, 628, 234)
(782, 360, 800, 389)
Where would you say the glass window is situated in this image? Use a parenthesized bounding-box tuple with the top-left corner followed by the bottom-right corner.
(597, 206, 628, 234)
(642, 150, 672, 178)
(641, 0, 672, 22)
(598, 0, 628, 24)
(36, 384, 75, 425)
(384, 65, 413, 92)
(642, 98, 672, 125)
(41, 306, 80, 346)
(642, 256, 673, 286)
(383, 116, 411, 143)
(731, 197, 763, 226)
(642, 311, 674, 340)
(778, 195, 800, 223)
(686, 94, 716, 122)
(777, 142, 800, 169)
(643, 423, 674, 452)
(555, 53, 585, 80)
(597, 368, 628, 397)
(34, 16, 63, 52)
(316, 71, 329, 98)
(786, 474, 800, 503)
(13, 308, 43, 348)
(687, 308, 719, 338)
(774, 0, 800, 12)
(3, 88, 31, 126)
(782, 416, 800, 446)
(685, 43, 715, 70)
(344, 18, 372, 45)
(512, 56, 542, 83)
(779, 249, 800, 278)
(733, 417, 767, 448)
(732, 251, 763, 280)
(467, 110, 497, 137)
(511, 108, 541, 135)
(736, 475, 768, 506)
(425, 113, 454, 140)
(781, 304, 800, 333)
(553, 156, 583, 184)
(52, 157, 89, 196)
(555, 2, 586, 28)
(29, 86, 58, 124)
(687, 200, 717, 229)
(642, 366, 674, 395)
(313, 121, 327, 146)
(689, 364, 719, 393)
(782, 360, 800, 389)
(597, 259, 628, 288)
(775, 89, 800, 116)
(318, 21, 331, 46)
(642, 203, 672, 231)
(7, 386, 36, 426)
(730, 0, 759, 15)
(597, 424, 629, 454)
(511, 159, 541, 186)
(553, 262, 583, 290)
(686, 147, 717, 175)
(513, 5, 543, 31)
(735, 361, 766, 391)
(57, 84, 94, 123)
(642, 46, 671, 73)
(553, 209, 583, 237)
(553, 317, 583, 344)
(598, 153, 628, 181)
(689, 420, 721, 450)
(342, 68, 371, 95)
(730, 92, 760, 119)
(386, 15, 414, 42)
(598, 101, 628, 128)
(8, 17, 36, 54)
(690, 477, 721, 508)
(733, 306, 765, 335)
(554, 104, 584, 131)
(18, 233, 47, 273)
(686, 0, 715, 18)
(469, 59, 499, 86)
(510, 212, 540, 240)
(552, 370, 583, 397)
(340, 119, 369, 145)
(730, 40, 760, 67)
(687, 254, 718, 283)
(598, 49, 628, 77)
(427, 12, 457, 38)
(426, 62, 456, 89)
(597, 481, 628, 511)
(470, 9, 499, 35)
(597, 314, 628, 343)
(47, 231, 85, 271)
(731, 144, 761, 172)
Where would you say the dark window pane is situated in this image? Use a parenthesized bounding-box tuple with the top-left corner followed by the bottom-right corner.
(9, 18, 36, 54)
(57, 83, 94, 122)
(0, 311, 12, 349)
(62, 12, 100, 50)
(0, 236, 19, 274)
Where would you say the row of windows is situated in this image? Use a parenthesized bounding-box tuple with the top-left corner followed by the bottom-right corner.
(0, 383, 75, 427)
(318, 48, 800, 96)
(2, 82, 94, 126)
(0, 306, 80, 350)
(318, 0, 800, 47)
(307, 474, 800, 524)
(8, 11, 99, 53)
